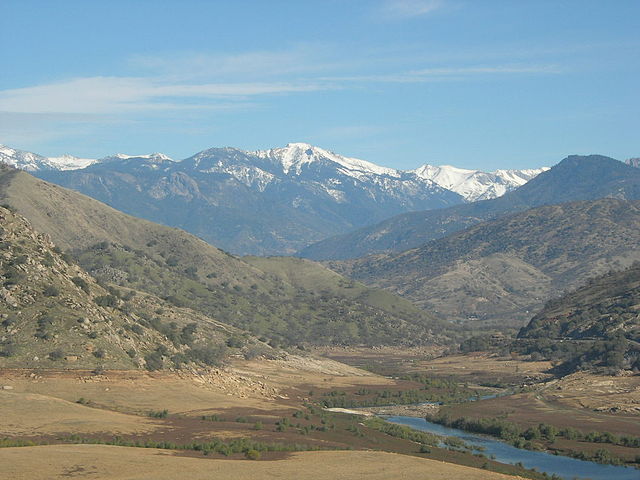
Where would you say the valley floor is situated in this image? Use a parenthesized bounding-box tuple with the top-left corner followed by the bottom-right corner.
(2, 351, 638, 479)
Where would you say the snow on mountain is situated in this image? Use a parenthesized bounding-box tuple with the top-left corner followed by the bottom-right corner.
(44, 154, 97, 170)
(413, 164, 549, 202)
(0, 144, 96, 171)
(626, 158, 640, 168)
(0, 145, 176, 172)
(253, 142, 401, 178)
(1, 142, 547, 203)
(100, 152, 174, 162)
(253, 143, 547, 201)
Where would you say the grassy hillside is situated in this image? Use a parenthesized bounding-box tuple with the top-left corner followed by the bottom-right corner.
(0, 205, 260, 370)
(301, 155, 640, 260)
(516, 263, 640, 374)
(243, 256, 445, 328)
(333, 199, 640, 329)
(0, 166, 454, 346)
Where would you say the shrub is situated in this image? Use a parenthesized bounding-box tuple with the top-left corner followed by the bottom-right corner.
(48, 349, 64, 361)
(0, 341, 16, 357)
(144, 351, 163, 371)
(148, 409, 169, 418)
(226, 336, 244, 348)
(245, 449, 261, 460)
(95, 295, 118, 308)
(71, 276, 90, 293)
(43, 285, 60, 297)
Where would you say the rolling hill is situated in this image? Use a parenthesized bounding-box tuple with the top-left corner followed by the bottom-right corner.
(331, 198, 640, 329)
(516, 262, 640, 374)
(0, 205, 255, 370)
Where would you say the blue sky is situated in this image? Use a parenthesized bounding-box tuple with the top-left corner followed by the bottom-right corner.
(1, 0, 638, 170)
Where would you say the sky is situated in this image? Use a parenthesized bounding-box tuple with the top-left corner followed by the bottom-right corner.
(0, 0, 638, 170)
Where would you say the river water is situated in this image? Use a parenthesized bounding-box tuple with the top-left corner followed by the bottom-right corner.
(385, 416, 638, 480)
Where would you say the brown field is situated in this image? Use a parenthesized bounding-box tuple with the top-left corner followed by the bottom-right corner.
(441, 374, 640, 438)
(0, 445, 523, 480)
(318, 349, 553, 386)
(0, 355, 392, 417)
(0, 391, 161, 436)
(413, 353, 553, 385)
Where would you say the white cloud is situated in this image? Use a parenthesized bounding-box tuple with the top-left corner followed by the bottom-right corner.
(129, 46, 340, 80)
(376, 0, 446, 19)
(0, 59, 562, 115)
(322, 63, 563, 83)
(0, 77, 328, 114)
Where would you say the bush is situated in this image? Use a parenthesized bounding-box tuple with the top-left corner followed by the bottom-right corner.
(0, 341, 16, 357)
(71, 276, 90, 294)
(95, 295, 118, 308)
(48, 349, 64, 361)
(226, 336, 244, 348)
(144, 351, 163, 371)
(148, 409, 169, 418)
(245, 449, 261, 460)
(43, 285, 60, 297)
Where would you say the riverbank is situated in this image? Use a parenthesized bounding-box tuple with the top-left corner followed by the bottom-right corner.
(387, 416, 639, 480)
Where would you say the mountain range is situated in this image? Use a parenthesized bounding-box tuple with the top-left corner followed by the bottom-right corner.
(301, 155, 640, 260)
(0, 143, 545, 255)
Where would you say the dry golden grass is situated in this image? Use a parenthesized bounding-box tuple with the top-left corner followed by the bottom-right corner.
(0, 369, 278, 415)
(0, 355, 396, 421)
(0, 445, 522, 480)
(417, 353, 553, 383)
(540, 371, 640, 414)
(0, 391, 160, 436)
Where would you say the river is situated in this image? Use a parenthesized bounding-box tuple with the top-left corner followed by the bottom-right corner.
(385, 416, 638, 480)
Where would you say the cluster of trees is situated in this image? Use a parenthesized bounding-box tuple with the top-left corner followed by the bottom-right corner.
(319, 384, 472, 408)
(515, 334, 639, 374)
(429, 414, 639, 465)
(364, 417, 440, 447)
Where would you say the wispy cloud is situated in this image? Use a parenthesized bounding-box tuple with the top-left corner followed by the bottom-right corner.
(375, 0, 446, 19)
(0, 76, 329, 114)
(128, 46, 342, 81)
(0, 34, 569, 119)
(0, 61, 561, 115)
(322, 63, 564, 83)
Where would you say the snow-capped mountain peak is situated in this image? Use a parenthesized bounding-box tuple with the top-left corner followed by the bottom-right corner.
(255, 143, 399, 177)
(0, 144, 96, 171)
(101, 152, 174, 163)
(412, 164, 549, 202)
(0, 142, 548, 203)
